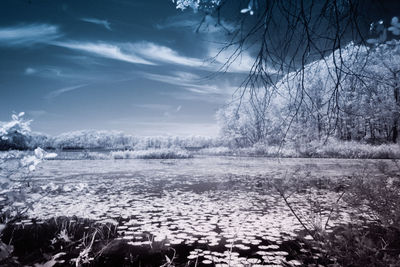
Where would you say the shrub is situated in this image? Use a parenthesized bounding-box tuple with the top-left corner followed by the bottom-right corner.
(111, 148, 192, 159)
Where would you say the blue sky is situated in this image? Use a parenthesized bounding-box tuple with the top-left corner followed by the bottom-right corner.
(0, 0, 253, 136)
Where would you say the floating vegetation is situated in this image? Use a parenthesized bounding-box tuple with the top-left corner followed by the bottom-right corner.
(2, 156, 395, 266)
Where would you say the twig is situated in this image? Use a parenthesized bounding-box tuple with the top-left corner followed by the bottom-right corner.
(273, 182, 315, 240)
(324, 191, 346, 230)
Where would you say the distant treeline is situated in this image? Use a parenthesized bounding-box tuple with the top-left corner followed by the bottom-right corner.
(0, 129, 222, 151)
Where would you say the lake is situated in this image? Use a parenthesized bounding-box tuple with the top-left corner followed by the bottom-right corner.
(13, 156, 396, 266)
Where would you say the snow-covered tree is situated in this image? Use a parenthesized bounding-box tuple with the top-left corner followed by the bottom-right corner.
(364, 41, 400, 142)
(217, 40, 400, 146)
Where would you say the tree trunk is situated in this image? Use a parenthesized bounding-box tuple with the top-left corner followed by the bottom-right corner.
(393, 73, 399, 143)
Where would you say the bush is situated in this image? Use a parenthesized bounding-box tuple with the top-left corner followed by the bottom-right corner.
(110, 148, 193, 159)
(313, 140, 400, 159)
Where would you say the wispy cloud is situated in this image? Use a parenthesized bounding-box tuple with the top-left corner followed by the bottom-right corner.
(207, 47, 277, 74)
(156, 14, 237, 34)
(23, 66, 88, 80)
(163, 105, 182, 117)
(155, 18, 198, 30)
(25, 66, 62, 77)
(129, 42, 204, 67)
(52, 41, 203, 67)
(132, 42, 266, 74)
(46, 84, 88, 99)
(133, 104, 172, 111)
(52, 38, 262, 74)
(133, 104, 182, 118)
(24, 67, 37, 75)
(142, 71, 235, 96)
(0, 24, 60, 46)
(53, 41, 155, 65)
(157, 14, 275, 74)
(27, 110, 47, 117)
(81, 18, 112, 31)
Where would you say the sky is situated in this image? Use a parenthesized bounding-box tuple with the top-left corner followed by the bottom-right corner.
(0, 0, 252, 136)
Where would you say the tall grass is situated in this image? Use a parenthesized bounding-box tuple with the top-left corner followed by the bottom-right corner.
(111, 148, 193, 159)
(199, 140, 400, 159)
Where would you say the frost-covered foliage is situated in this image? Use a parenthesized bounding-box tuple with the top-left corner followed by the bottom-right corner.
(216, 89, 285, 147)
(111, 148, 192, 159)
(20, 147, 57, 171)
(198, 145, 297, 157)
(172, 0, 257, 15)
(0, 113, 51, 151)
(0, 147, 56, 230)
(0, 112, 32, 150)
(132, 135, 219, 150)
(218, 41, 400, 146)
(312, 140, 400, 159)
(0, 147, 56, 264)
(0, 113, 57, 227)
(172, 0, 221, 12)
(49, 130, 134, 150)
